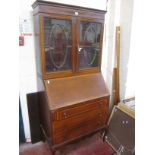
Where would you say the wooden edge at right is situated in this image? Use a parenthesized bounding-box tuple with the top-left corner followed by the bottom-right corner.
(117, 103, 135, 119)
(107, 105, 117, 125)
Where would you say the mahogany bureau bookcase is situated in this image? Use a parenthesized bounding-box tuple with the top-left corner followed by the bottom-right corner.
(31, 0, 110, 151)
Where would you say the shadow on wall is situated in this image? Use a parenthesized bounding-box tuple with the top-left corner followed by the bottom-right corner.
(102, 0, 134, 111)
(119, 0, 134, 99)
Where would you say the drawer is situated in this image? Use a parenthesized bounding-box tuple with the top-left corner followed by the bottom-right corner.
(54, 98, 108, 121)
(53, 118, 105, 145)
(52, 108, 107, 133)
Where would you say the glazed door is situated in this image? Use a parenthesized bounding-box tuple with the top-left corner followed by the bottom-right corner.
(77, 19, 104, 70)
(40, 15, 104, 78)
(42, 15, 73, 76)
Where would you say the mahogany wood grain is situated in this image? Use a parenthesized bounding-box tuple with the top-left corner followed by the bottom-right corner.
(31, 0, 109, 151)
(32, 0, 106, 19)
(44, 73, 109, 110)
(53, 119, 106, 145)
(53, 109, 107, 133)
(33, 0, 106, 79)
(54, 99, 108, 121)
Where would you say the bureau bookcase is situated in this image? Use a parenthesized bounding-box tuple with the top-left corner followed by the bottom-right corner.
(32, 0, 109, 151)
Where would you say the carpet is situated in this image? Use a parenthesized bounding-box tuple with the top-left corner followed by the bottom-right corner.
(19, 133, 115, 155)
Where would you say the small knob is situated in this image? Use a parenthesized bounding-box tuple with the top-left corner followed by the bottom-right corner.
(78, 45, 83, 53)
(63, 112, 67, 118)
(75, 12, 78, 16)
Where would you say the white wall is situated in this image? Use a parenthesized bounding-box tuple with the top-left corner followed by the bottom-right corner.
(102, 0, 117, 110)
(102, 0, 134, 110)
(19, 0, 37, 141)
(119, 0, 134, 99)
(19, 0, 134, 140)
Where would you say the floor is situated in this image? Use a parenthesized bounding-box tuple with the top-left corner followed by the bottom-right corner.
(19, 133, 115, 155)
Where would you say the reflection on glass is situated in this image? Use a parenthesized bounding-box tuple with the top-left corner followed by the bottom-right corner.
(79, 22, 101, 69)
(44, 17, 72, 73)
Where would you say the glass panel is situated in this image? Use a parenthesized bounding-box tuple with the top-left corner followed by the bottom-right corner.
(78, 22, 101, 69)
(44, 17, 72, 73)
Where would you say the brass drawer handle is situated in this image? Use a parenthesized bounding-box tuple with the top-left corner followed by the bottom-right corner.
(63, 112, 68, 118)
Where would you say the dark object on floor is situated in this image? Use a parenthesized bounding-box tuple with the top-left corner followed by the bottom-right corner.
(104, 104, 135, 155)
(27, 92, 42, 143)
(19, 134, 115, 155)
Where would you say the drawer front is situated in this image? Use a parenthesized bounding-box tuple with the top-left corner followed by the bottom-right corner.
(53, 118, 105, 145)
(52, 108, 107, 133)
(52, 108, 108, 145)
(54, 98, 108, 121)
